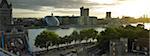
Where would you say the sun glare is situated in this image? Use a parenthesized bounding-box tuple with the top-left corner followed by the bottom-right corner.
(115, 0, 150, 18)
(88, 0, 150, 18)
(88, 0, 116, 4)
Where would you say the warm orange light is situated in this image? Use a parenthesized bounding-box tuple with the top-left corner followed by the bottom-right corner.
(88, 0, 150, 18)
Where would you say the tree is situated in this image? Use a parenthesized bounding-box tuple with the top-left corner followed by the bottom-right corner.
(79, 29, 98, 42)
(34, 31, 59, 51)
(97, 25, 149, 46)
(88, 29, 98, 40)
(52, 37, 61, 48)
(63, 35, 72, 45)
(59, 37, 66, 45)
(79, 29, 88, 42)
(70, 31, 79, 43)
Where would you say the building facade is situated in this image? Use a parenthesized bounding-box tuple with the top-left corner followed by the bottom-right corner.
(106, 12, 111, 19)
(44, 7, 98, 26)
(0, 0, 29, 55)
(0, 0, 12, 31)
(79, 7, 89, 25)
(44, 16, 60, 26)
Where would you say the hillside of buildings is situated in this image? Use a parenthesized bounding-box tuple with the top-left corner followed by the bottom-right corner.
(121, 16, 150, 23)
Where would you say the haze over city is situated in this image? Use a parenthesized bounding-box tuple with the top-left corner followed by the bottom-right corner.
(9, 0, 150, 18)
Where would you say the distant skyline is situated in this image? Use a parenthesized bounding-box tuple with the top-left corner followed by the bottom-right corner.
(8, 0, 150, 18)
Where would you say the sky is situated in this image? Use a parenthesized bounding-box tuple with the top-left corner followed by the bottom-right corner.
(8, 0, 150, 18)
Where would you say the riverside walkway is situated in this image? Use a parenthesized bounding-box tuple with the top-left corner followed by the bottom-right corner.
(35, 42, 95, 56)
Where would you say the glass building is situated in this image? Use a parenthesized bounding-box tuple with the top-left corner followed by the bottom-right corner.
(44, 16, 60, 26)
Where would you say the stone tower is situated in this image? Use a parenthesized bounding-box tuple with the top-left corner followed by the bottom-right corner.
(79, 7, 89, 25)
(0, 0, 12, 31)
(106, 12, 111, 19)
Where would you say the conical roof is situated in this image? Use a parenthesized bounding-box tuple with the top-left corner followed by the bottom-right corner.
(0, 0, 11, 8)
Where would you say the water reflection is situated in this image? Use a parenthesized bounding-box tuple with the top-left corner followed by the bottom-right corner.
(144, 23, 150, 30)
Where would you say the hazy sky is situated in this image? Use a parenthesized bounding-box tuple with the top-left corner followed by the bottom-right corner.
(9, 0, 150, 18)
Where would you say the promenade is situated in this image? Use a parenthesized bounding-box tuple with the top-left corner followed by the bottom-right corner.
(36, 42, 95, 56)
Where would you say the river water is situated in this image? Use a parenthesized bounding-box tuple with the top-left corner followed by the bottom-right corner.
(27, 23, 150, 52)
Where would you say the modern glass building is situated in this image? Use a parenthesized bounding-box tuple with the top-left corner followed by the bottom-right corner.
(44, 16, 60, 26)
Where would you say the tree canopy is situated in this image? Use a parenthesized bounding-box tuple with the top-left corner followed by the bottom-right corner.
(34, 25, 149, 51)
(34, 31, 59, 50)
(97, 25, 149, 43)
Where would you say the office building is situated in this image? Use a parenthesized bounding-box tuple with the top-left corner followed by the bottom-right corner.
(44, 16, 60, 26)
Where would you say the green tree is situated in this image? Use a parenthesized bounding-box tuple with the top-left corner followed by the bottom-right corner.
(59, 37, 66, 44)
(79, 29, 88, 42)
(97, 25, 149, 45)
(88, 29, 98, 40)
(63, 35, 72, 45)
(52, 37, 61, 48)
(34, 31, 59, 51)
(70, 30, 79, 43)
(79, 29, 98, 42)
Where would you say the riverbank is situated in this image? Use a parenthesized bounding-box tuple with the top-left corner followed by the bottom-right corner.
(26, 23, 150, 29)
(26, 25, 106, 29)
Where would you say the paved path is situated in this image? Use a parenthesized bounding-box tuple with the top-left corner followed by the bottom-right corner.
(40, 44, 94, 56)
